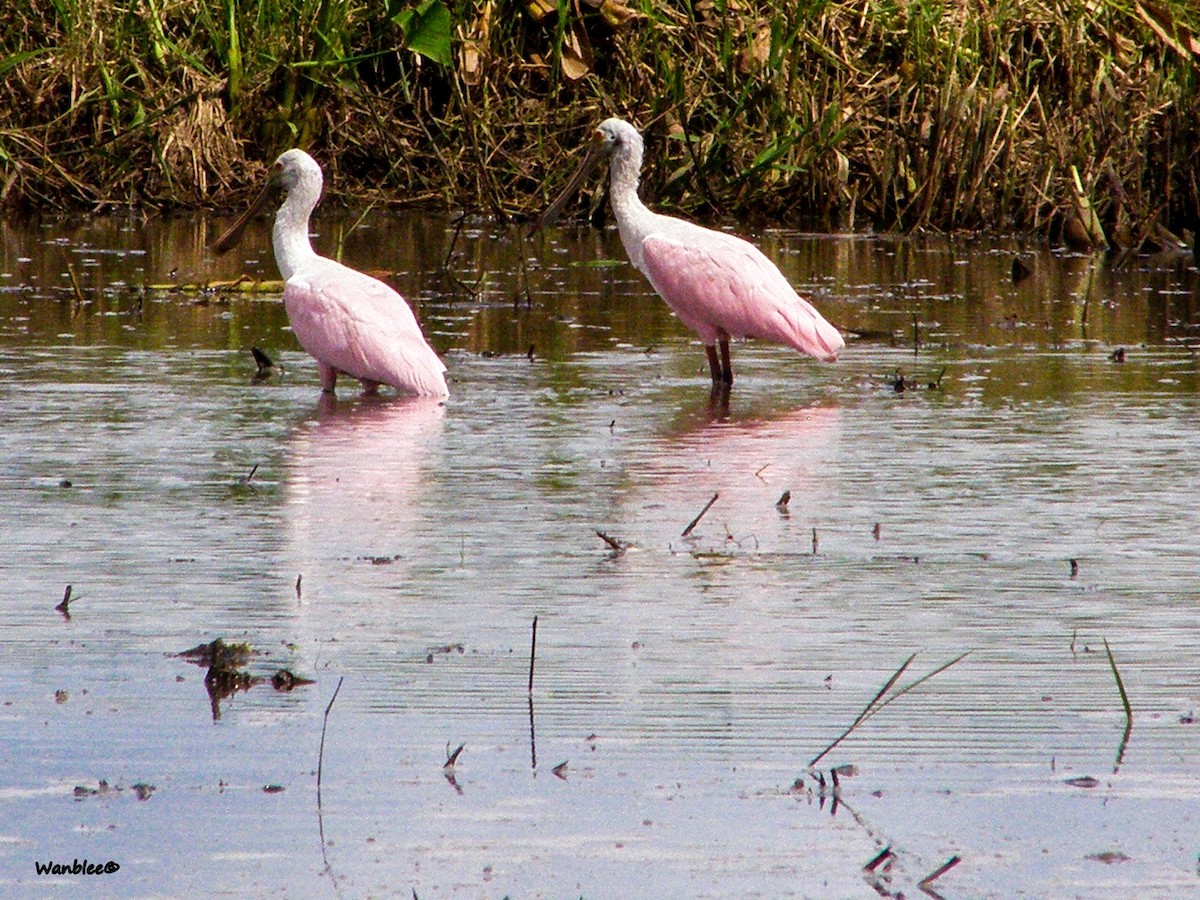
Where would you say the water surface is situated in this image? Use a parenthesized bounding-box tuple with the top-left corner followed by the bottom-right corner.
(1, 211, 1199, 897)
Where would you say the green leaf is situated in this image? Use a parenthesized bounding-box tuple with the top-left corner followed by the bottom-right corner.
(392, 0, 453, 67)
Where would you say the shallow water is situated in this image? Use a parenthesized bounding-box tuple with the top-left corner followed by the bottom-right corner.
(1, 210, 1200, 898)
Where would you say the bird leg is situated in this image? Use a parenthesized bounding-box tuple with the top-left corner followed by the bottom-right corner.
(719, 338, 733, 386)
(319, 362, 338, 395)
(706, 345, 722, 385)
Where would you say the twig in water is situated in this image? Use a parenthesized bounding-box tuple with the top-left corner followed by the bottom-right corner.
(441, 211, 468, 272)
(528, 694, 537, 770)
(595, 530, 628, 555)
(682, 492, 719, 537)
(1104, 638, 1133, 773)
(66, 261, 86, 310)
(55, 584, 73, 619)
(295, 574, 303, 599)
(438, 212, 486, 299)
(863, 846, 893, 873)
(913, 315, 921, 356)
(755, 463, 771, 481)
(872, 522, 882, 541)
(316, 675, 344, 888)
(513, 227, 533, 308)
(919, 855, 961, 894)
(528, 615, 538, 695)
(251, 346, 282, 377)
(811, 527, 819, 554)
(808, 651, 970, 768)
(444, 743, 465, 769)
(317, 676, 344, 804)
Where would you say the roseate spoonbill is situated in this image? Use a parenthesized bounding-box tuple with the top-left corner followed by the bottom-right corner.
(214, 149, 448, 398)
(536, 118, 843, 387)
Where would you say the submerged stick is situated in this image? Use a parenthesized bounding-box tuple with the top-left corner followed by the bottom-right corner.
(863, 846, 893, 873)
(681, 492, 719, 537)
(919, 855, 962, 892)
(1104, 638, 1133, 772)
(55, 584, 73, 618)
(444, 743, 465, 769)
(66, 261, 86, 307)
(317, 676, 345, 804)
(528, 694, 537, 771)
(316, 676, 344, 884)
(528, 615, 538, 695)
(595, 530, 628, 553)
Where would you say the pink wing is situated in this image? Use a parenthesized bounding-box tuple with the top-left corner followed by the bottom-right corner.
(284, 257, 448, 397)
(640, 230, 843, 362)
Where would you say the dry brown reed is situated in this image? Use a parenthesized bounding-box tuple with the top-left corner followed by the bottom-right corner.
(1, 0, 1198, 247)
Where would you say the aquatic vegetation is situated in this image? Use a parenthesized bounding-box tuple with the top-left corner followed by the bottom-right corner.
(0, 1, 1196, 245)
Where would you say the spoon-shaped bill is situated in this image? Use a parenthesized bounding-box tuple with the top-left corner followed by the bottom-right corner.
(531, 134, 608, 232)
(211, 176, 278, 254)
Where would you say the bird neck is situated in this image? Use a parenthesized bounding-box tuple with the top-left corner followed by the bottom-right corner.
(607, 142, 655, 271)
(607, 139, 646, 220)
(272, 180, 320, 281)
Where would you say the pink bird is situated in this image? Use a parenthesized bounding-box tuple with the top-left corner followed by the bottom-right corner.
(538, 118, 844, 387)
(214, 149, 448, 398)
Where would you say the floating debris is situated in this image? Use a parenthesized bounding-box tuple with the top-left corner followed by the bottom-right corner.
(74, 780, 154, 802)
(425, 643, 466, 663)
(175, 638, 310, 720)
(1086, 850, 1131, 864)
(176, 638, 256, 670)
(596, 530, 630, 555)
(74, 780, 113, 800)
(251, 346, 284, 379)
(144, 276, 285, 295)
(271, 670, 315, 691)
(55, 585, 74, 620)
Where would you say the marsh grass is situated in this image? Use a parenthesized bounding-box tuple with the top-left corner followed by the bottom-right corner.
(1, 0, 1198, 246)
